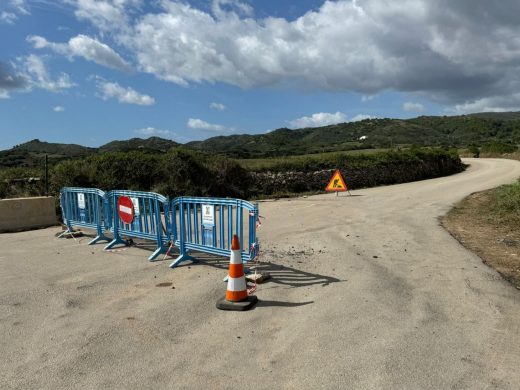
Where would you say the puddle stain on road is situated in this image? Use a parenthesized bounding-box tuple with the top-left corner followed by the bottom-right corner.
(155, 282, 173, 287)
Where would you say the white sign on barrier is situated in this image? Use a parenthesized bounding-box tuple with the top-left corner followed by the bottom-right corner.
(77, 193, 85, 209)
(202, 204, 215, 226)
(131, 197, 140, 215)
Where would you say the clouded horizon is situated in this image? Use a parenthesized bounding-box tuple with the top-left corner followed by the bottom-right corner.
(1, 0, 519, 149)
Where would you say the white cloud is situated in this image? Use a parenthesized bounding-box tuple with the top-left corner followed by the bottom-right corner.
(187, 118, 229, 132)
(452, 94, 520, 114)
(1, 11, 17, 24)
(73, 0, 142, 31)
(64, 0, 520, 112)
(97, 80, 154, 105)
(27, 34, 131, 72)
(135, 127, 172, 137)
(23, 55, 75, 92)
(289, 112, 375, 128)
(0, 61, 28, 98)
(53, 105, 65, 112)
(361, 95, 376, 102)
(403, 102, 425, 112)
(403, 102, 424, 112)
(212, 0, 254, 19)
(1, 0, 29, 24)
(209, 102, 226, 111)
(10, 0, 29, 15)
(351, 114, 375, 122)
(289, 112, 348, 128)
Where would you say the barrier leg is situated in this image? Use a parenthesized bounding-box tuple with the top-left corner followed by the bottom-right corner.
(104, 237, 126, 250)
(57, 230, 69, 238)
(169, 252, 197, 268)
(88, 234, 111, 245)
(148, 244, 167, 261)
(57, 219, 74, 238)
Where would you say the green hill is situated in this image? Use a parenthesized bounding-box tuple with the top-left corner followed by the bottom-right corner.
(0, 137, 180, 168)
(0, 139, 96, 167)
(12, 139, 95, 157)
(99, 137, 179, 153)
(3, 112, 520, 167)
(468, 111, 520, 120)
(188, 113, 520, 157)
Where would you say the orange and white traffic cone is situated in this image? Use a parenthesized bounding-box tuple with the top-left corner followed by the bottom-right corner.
(216, 235, 258, 311)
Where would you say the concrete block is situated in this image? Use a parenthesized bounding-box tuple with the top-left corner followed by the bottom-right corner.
(0, 197, 58, 233)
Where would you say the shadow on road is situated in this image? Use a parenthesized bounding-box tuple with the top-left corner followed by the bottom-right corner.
(254, 262, 342, 288)
(256, 300, 314, 308)
(79, 233, 343, 289)
(171, 252, 343, 289)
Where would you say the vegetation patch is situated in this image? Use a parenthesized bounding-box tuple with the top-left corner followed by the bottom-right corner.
(442, 182, 520, 289)
(1, 147, 464, 204)
(248, 148, 464, 196)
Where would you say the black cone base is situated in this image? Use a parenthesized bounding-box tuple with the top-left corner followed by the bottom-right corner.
(216, 295, 258, 311)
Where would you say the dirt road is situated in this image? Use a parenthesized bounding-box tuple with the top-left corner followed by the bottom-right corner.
(2, 158, 520, 389)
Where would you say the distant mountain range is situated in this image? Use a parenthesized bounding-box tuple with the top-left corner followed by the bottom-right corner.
(2, 112, 520, 167)
(0, 137, 179, 167)
(187, 111, 520, 157)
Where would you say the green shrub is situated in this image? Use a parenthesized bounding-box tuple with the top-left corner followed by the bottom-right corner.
(490, 180, 520, 227)
(468, 145, 480, 157)
(481, 141, 517, 154)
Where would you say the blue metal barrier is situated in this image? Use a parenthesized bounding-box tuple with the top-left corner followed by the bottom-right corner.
(59, 187, 110, 244)
(104, 190, 170, 260)
(169, 197, 259, 268)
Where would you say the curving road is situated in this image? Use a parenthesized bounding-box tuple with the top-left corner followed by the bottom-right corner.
(1, 158, 520, 389)
(256, 158, 520, 389)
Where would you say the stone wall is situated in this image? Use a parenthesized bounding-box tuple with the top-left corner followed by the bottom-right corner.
(250, 155, 465, 195)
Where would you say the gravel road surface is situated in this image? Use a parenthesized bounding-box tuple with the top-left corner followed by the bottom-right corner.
(1, 158, 520, 389)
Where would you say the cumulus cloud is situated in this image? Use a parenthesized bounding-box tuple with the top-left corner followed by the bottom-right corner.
(351, 114, 376, 122)
(0, 61, 28, 98)
(135, 127, 172, 137)
(289, 112, 375, 128)
(1, 56, 75, 96)
(1, 0, 29, 24)
(97, 80, 154, 105)
(212, 0, 254, 19)
(73, 0, 142, 32)
(403, 102, 425, 112)
(289, 112, 348, 128)
(53, 105, 65, 112)
(62, 0, 520, 112)
(209, 102, 226, 111)
(453, 94, 520, 114)
(187, 118, 230, 132)
(23, 55, 75, 92)
(28, 34, 131, 72)
(10, 0, 29, 15)
(1, 11, 17, 24)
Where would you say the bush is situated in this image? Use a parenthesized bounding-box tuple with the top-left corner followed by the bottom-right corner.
(49, 147, 252, 199)
(481, 141, 517, 154)
(490, 180, 520, 227)
(468, 145, 480, 158)
(1, 147, 463, 201)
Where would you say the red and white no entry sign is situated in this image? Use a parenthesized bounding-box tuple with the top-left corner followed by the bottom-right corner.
(117, 196, 134, 224)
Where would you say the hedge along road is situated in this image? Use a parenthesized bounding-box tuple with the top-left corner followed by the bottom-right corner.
(1, 158, 520, 389)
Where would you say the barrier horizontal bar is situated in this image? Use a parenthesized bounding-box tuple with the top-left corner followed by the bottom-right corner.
(59, 187, 110, 245)
(104, 190, 169, 261)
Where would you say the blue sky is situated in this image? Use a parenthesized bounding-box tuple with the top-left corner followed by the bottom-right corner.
(1, 0, 519, 150)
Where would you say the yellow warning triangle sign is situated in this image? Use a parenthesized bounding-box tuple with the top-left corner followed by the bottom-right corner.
(325, 169, 347, 192)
